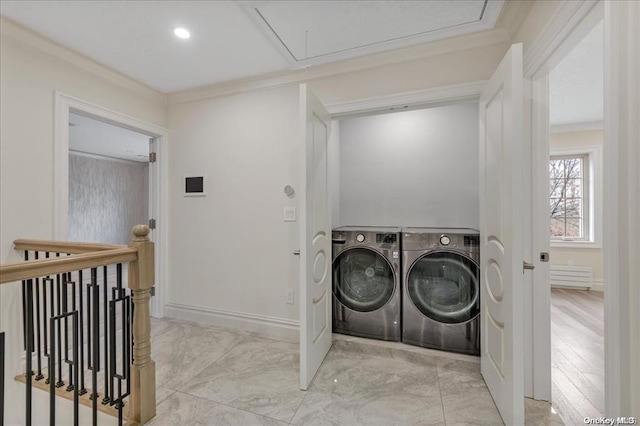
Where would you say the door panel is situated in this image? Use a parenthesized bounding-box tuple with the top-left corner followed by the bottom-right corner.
(479, 43, 525, 425)
(300, 84, 332, 390)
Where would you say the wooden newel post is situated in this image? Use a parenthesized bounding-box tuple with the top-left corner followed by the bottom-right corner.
(128, 225, 156, 424)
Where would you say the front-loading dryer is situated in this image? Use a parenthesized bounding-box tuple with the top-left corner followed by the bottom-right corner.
(402, 228, 480, 355)
(332, 227, 401, 341)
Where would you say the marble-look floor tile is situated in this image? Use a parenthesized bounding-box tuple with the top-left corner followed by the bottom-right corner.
(180, 337, 305, 423)
(152, 320, 246, 390)
(525, 398, 564, 425)
(156, 385, 176, 405)
(441, 386, 503, 425)
(146, 391, 287, 426)
(436, 357, 486, 392)
(292, 340, 444, 425)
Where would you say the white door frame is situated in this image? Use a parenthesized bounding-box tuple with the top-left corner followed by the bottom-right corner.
(53, 91, 168, 317)
(526, 0, 603, 402)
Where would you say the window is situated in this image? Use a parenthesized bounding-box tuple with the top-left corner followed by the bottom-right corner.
(549, 154, 590, 240)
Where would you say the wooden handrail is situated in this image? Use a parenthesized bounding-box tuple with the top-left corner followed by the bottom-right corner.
(13, 239, 126, 254)
(0, 247, 137, 284)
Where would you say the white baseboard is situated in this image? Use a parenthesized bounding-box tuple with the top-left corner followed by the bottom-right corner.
(591, 279, 604, 292)
(164, 302, 300, 343)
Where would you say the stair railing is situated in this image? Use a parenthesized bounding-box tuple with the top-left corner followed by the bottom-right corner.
(0, 225, 156, 426)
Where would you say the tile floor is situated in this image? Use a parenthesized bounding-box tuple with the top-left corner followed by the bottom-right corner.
(146, 318, 563, 426)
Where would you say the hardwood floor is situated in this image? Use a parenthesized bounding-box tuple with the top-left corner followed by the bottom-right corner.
(551, 288, 605, 425)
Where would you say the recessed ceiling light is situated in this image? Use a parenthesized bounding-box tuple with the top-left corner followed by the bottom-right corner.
(174, 28, 190, 39)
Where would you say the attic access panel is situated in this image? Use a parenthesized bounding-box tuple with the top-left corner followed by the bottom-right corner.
(243, 0, 504, 67)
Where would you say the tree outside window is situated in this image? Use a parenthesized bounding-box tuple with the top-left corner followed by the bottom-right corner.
(549, 154, 589, 240)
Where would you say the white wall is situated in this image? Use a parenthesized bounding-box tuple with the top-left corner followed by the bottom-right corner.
(338, 103, 480, 229)
(0, 21, 166, 425)
(328, 120, 341, 228)
(549, 130, 604, 283)
(166, 85, 301, 331)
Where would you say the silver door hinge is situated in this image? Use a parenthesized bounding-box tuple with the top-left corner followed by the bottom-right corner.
(150, 286, 155, 297)
(149, 152, 157, 163)
(149, 218, 156, 229)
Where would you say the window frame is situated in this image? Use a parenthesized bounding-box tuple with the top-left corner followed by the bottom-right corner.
(549, 146, 601, 248)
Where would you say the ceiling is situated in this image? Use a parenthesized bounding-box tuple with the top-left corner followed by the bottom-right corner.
(69, 113, 150, 162)
(0, 0, 504, 93)
(549, 21, 603, 128)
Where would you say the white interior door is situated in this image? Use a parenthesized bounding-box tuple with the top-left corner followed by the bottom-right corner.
(479, 43, 525, 425)
(299, 83, 332, 390)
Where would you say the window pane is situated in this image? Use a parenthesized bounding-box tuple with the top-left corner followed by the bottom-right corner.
(565, 178, 583, 198)
(565, 198, 582, 218)
(564, 158, 582, 179)
(550, 218, 565, 237)
(550, 159, 566, 178)
(565, 218, 582, 238)
(550, 179, 565, 198)
(550, 198, 564, 217)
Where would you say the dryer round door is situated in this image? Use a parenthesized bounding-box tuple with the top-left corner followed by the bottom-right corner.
(333, 248, 395, 313)
(407, 251, 480, 324)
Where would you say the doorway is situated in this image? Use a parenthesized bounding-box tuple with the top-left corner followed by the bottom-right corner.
(546, 19, 605, 423)
(54, 92, 168, 317)
(68, 112, 151, 244)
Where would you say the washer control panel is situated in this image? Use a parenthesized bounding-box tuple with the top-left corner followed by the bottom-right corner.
(356, 233, 366, 243)
(439, 235, 451, 246)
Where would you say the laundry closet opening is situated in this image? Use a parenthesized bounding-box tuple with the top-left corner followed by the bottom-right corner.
(329, 101, 480, 230)
(327, 100, 481, 355)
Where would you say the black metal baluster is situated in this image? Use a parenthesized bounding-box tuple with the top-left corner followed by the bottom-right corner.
(102, 265, 110, 405)
(91, 267, 99, 426)
(55, 254, 63, 388)
(34, 252, 43, 381)
(65, 274, 76, 392)
(78, 270, 86, 394)
(49, 317, 56, 426)
(0, 331, 5, 426)
(71, 312, 79, 426)
(21, 251, 28, 354)
(25, 279, 34, 426)
(62, 273, 70, 390)
(43, 275, 53, 385)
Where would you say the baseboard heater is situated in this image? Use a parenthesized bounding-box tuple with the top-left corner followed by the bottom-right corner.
(550, 265, 593, 290)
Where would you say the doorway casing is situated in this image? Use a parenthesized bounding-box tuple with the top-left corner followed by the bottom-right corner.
(53, 91, 168, 317)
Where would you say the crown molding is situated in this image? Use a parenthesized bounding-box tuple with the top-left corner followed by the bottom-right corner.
(326, 80, 486, 118)
(523, 0, 601, 78)
(168, 27, 510, 105)
(550, 121, 603, 134)
(0, 16, 167, 104)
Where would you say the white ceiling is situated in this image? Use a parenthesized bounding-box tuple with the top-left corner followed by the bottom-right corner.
(1, 0, 503, 93)
(549, 21, 603, 128)
(69, 113, 150, 162)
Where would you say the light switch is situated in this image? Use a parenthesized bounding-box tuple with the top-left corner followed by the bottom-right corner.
(284, 207, 296, 222)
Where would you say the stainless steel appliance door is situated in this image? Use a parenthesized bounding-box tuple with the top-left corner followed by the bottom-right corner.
(332, 248, 395, 312)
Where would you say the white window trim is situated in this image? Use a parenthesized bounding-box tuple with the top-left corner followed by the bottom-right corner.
(549, 145, 602, 248)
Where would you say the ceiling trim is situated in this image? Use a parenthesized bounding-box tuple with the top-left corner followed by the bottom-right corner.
(0, 16, 167, 104)
(326, 80, 486, 118)
(550, 121, 603, 134)
(241, 0, 505, 68)
(69, 149, 148, 165)
(168, 27, 509, 105)
(523, 0, 601, 78)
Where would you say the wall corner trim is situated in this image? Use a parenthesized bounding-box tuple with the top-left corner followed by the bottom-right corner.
(164, 302, 300, 342)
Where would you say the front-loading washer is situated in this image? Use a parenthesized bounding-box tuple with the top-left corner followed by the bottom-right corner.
(332, 227, 401, 341)
(402, 228, 480, 355)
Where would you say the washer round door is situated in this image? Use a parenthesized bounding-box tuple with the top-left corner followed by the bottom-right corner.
(333, 248, 395, 313)
(407, 251, 480, 324)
